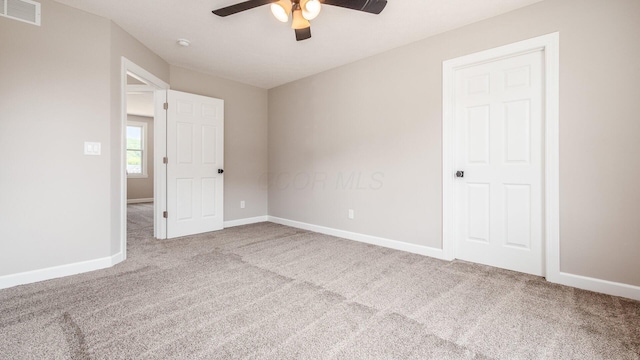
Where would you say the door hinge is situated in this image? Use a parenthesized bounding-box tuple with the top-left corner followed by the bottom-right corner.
(163, 157, 168, 164)
(163, 102, 168, 110)
(163, 211, 168, 218)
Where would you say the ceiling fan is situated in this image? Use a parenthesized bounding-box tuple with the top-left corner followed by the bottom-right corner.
(212, 0, 387, 41)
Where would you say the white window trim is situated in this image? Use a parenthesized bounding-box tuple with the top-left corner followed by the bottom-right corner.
(126, 120, 148, 179)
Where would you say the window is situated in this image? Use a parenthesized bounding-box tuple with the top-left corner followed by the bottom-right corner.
(126, 121, 147, 177)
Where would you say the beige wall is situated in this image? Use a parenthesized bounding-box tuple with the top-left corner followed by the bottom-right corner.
(170, 66, 269, 221)
(126, 115, 154, 201)
(0, 0, 112, 275)
(268, 0, 640, 286)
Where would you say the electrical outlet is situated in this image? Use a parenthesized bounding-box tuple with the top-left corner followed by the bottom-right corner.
(348, 209, 354, 220)
(240, 200, 245, 209)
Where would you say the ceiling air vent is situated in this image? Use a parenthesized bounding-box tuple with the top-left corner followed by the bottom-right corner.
(1, 0, 41, 26)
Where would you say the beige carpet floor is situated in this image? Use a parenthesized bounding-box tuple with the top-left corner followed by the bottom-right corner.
(1, 203, 639, 359)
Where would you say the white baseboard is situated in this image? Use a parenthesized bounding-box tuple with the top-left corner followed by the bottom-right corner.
(547, 271, 640, 301)
(4, 220, 636, 302)
(0, 252, 124, 290)
(267, 216, 447, 260)
(127, 198, 153, 204)
(268, 216, 640, 301)
(224, 215, 268, 228)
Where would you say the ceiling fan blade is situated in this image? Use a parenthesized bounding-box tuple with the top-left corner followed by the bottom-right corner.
(322, 0, 387, 14)
(295, 27, 312, 41)
(212, 0, 277, 17)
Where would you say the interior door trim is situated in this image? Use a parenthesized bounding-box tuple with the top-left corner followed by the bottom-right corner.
(441, 32, 559, 280)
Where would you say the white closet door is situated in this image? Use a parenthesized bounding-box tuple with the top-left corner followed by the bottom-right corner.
(454, 50, 544, 276)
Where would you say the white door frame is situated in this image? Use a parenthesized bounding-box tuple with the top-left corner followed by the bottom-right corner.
(442, 33, 560, 280)
(120, 57, 170, 261)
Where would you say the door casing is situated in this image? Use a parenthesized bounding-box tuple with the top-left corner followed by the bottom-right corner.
(442, 33, 560, 280)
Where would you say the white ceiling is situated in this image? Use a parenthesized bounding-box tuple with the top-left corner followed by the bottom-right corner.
(53, 0, 542, 89)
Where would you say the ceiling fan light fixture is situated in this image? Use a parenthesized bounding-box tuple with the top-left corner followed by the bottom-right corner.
(270, 1, 291, 22)
(211, 0, 388, 42)
(301, 0, 321, 20)
(291, 8, 310, 30)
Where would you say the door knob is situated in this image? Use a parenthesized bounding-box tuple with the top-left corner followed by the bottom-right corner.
(456, 171, 464, 178)
(218, 169, 224, 174)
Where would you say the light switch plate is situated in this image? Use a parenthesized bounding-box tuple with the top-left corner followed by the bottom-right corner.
(84, 142, 101, 155)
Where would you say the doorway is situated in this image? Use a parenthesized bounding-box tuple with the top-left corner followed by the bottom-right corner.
(126, 75, 155, 240)
(120, 59, 226, 259)
(120, 58, 169, 260)
(442, 33, 560, 278)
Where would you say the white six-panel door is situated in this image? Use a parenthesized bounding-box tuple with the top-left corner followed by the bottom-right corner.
(167, 90, 224, 238)
(454, 50, 544, 275)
